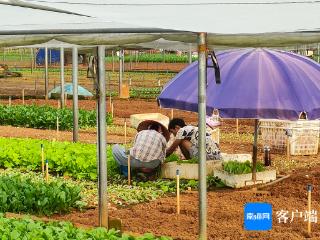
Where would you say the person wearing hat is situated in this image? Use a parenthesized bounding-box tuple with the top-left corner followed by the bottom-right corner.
(166, 118, 221, 160)
(112, 120, 170, 173)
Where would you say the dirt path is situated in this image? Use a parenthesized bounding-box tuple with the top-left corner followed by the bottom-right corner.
(0, 125, 135, 144)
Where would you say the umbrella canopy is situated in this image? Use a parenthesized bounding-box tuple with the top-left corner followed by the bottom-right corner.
(158, 48, 320, 120)
(49, 83, 93, 98)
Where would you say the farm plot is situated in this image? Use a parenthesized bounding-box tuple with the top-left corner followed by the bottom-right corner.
(50, 166, 320, 240)
(1, 214, 172, 239)
(0, 104, 112, 130)
(0, 130, 318, 239)
(0, 97, 318, 239)
(0, 66, 176, 98)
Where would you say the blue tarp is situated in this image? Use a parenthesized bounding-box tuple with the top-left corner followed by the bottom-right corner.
(49, 83, 93, 98)
(36, 48, 60, 65)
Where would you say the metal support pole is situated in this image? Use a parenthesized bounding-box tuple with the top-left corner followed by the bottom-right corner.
(30, 48, 34, 74)
(97, 45, 108, 228)
(20, 48, 23, 61)
(119, 49, 123, 96)
(60, 47, 65, 108)
(112, 50, 115, 72)
(44, 47, 49, 100)
(72, 47, 79, 142)
(317, 43, 319, 63)
(252, 119, 259, 182)
(197, 32, 207, 240)
(122, 49, 125, 73)
(188, 44, 192, 64)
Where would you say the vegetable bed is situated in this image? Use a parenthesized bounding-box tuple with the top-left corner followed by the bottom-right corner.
(0, 138, 118, 181)
(0, 104, 112, 130)
(0, 171, 84, 216)
(0, 214, 172, 240)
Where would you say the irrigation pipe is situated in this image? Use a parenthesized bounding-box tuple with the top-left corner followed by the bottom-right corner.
(257, 174, 291, 189)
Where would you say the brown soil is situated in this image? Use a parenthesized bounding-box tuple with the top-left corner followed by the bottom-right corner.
(106, 62, 188, 72)
(49, 167, 320, 240)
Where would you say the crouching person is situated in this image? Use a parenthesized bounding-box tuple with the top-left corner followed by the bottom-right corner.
(112, 120, 170, 177)
(166, 118, 221, 160)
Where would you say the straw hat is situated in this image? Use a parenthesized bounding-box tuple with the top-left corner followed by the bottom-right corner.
(137, 120, 170, 142)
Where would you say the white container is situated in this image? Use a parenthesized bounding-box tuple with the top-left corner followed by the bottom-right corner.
(260, 119, 320, 155)
(161, 160, 222, 179)
(214, 168, 277, 188)
(161, 153, 252, 179)
(130, 113, 169, 129)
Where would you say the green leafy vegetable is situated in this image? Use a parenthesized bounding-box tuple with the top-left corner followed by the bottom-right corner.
(0, 138, 118, 181)
(0, 171, 84, 216)
(0, 214, 173, 239)
(223, 160, 265, 175)
(0, 104, 112, 130)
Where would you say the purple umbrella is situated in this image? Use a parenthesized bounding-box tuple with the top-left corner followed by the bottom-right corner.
(159, 48, 320, 120)
(158, 48, 320, 182)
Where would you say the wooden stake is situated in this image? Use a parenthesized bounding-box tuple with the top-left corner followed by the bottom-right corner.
(236, 119, 239, 135)
(22, 89, 25, 105)
(64, 93, 67, 106)
(41, 144, 44, 174)
(171, 109, 174, 120)
(8, 96, 11, 106)
(127, 155, 131, 185)
(34, 78, 37, 98)
(307, 184, 312, 235)
(56, 116, 59, 136)
(109, 95, 112, 109)
(45, 159, 49, 182)
(176, 169, 180, 214)
(111, 102, 114, 118)
(124, 119, 127, 148)
(287, 137, 290, 162)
